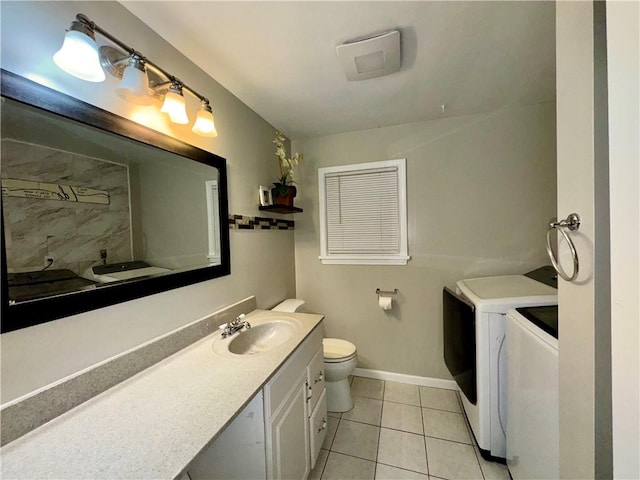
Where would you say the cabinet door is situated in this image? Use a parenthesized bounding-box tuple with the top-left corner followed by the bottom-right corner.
(188, 391, 266, 480)
(306, 347, 325, 413)
(267, 373, 310, 480)
(309, 389, 328, 469)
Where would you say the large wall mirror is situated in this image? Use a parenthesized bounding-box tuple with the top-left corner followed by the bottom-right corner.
(0, 70, 230, 333)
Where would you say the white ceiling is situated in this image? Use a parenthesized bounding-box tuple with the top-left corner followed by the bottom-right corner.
(121, 1, 556, 140)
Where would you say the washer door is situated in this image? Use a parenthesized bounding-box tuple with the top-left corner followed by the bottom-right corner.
(443, 287, 477, 404)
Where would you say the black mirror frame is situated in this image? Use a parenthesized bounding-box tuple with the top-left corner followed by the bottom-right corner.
(0, 69, 231, 333)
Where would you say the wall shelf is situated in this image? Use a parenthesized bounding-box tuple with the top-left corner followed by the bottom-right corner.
(259, 205, 303, 214)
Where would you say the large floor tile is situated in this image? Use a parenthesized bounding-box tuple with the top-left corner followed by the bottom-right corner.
(375, 463, 429, 479)
(377, 427, 428, 474)
(342, 396, 383, 425)
(309, 448, 329, 480)
(381, 401, 424, 435)
(384, 381, 421, 406)
(332, 419, 380, 461)
(321, 452, 375, 480)
(422, 408, 471, 444)
(352, 377, 385, 400)
(322, 416, 340, 450)
(419, 386, 462, 413)
(426, 437, 482, 480)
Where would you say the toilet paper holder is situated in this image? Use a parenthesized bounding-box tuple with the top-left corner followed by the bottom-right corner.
(375, 288, 398, 297)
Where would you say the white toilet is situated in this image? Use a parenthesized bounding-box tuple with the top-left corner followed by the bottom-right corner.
(271, 299, 358, 412)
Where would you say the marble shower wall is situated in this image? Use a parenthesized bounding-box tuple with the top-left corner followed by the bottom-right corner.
(2, 139, 132, 275)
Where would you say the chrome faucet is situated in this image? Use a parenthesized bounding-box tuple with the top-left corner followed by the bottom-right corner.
(219, 314, 251, 338)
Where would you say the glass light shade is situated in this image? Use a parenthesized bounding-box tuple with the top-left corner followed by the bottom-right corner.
(53, 30, 105, 82)
(115, 62, 151, 106)
(161, 89, 189, 124)
(192, 106, 218, 137)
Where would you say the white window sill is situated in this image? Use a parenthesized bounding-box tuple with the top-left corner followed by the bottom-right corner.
(318, 255, 410, 266)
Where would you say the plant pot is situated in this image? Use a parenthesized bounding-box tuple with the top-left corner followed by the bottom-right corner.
(272, 185, 297, 207)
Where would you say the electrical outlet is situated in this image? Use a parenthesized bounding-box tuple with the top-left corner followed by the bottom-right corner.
(44, 256, 54, 267)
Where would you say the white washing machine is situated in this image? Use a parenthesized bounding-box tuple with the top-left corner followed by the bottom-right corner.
(443, 271, 557, 460)
(506, 306, 559, 479)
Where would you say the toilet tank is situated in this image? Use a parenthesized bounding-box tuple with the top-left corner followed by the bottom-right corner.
(271, 299, 306, 312)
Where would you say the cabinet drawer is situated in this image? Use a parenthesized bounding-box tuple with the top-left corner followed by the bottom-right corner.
(309, 388, 328, 470)
(265, 325, 323, 417)
(307, 346, 325, 413)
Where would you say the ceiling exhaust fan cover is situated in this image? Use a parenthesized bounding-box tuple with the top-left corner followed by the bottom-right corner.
(336, 30, 401, 81)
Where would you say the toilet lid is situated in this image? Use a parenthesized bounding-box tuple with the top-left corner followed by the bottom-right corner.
(323, 338, 356, 361)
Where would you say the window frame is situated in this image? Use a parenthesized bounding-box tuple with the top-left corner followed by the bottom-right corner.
(318, 158, 410, 265)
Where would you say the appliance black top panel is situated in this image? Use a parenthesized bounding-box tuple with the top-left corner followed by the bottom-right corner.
(515, 305, 558, 339)
(524, 265, 558, 289)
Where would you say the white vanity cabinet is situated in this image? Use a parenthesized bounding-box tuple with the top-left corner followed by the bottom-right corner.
(264, 325, 327, 480)
(186, 391, 266, 480)
(186, 323, 326, 480)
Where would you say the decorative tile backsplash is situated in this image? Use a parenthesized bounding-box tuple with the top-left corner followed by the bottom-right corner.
(228, 215, 295, 230)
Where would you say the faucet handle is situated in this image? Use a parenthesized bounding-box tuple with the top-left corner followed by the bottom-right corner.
(236, 313, 246, 322)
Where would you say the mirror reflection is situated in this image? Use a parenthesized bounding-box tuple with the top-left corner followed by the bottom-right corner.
(1, 94, 224, 308)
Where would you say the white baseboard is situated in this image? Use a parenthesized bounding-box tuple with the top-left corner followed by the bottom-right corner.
(353, 368, 458, 391)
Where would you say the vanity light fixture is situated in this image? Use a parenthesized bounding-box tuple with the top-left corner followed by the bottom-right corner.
(53, 19, 105, 82)
(114, 55, 151, 106)
(192, 101, 218, 137)
(53, 13, 218, 137)
(160, 82, 189, 124)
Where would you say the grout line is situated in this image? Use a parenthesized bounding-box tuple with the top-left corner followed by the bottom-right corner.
(318, 449, 329, 480)
(326, 449, 377, 466)
(420, 405, 466, 418)
(456, 392, 487, 480)
(339, 414, 474, 444)
(471, 440, 488, 480)
(372, 379, 386, 479)
(419, 404, 463, 414)
(419, 391, 430, 477)
(424, 434, 474, 447)
(328, 416, 339, 450)
(376, 460, 430, 477)
(381, 398, 422, 408)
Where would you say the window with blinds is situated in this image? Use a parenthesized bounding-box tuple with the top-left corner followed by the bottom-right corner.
(318, 159, 409, 265)
(205, 180, 221, 265)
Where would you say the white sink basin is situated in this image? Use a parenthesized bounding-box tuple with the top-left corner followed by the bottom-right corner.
(215, 320, 297, 356)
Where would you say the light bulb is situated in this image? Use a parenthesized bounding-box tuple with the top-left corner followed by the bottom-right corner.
(115, 57, 151, 105)
(53, 22, 105, 82)
(161, 85, 189, 124)
(192, 102, 218, 137)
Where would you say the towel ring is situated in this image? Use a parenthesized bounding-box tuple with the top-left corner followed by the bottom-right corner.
(545, 213, 580, 282)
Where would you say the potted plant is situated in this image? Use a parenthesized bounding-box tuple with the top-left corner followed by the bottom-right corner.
(272, 131, 303, 207)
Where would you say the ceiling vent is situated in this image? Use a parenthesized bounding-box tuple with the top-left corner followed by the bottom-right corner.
(336, 30, 401, 81)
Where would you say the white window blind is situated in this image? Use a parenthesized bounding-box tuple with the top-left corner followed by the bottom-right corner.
(318, 159, 409, 265)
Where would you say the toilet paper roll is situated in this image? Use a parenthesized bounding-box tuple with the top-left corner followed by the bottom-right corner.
(378, 295, 393, 310)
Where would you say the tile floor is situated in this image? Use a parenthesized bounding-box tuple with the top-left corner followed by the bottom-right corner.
(309, 376, 510, 480)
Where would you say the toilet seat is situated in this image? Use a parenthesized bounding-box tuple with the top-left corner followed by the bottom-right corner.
(323, 338, 357, 363)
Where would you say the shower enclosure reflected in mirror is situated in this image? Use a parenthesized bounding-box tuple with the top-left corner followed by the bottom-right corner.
(0, 70, 230, 333)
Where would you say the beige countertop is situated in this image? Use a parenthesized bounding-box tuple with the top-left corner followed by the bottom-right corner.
(0, 309, 324, 479)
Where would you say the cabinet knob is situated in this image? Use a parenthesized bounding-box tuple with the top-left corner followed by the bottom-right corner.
(317, 417, 327, 433)
(306, 382, 313, 401)
(314, 371, 324, 384)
